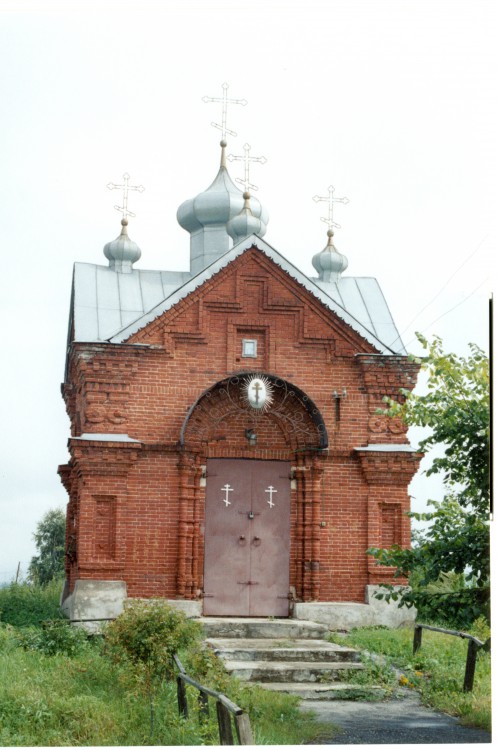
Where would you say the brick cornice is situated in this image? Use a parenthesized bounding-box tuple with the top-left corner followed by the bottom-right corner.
(57, 463, 73, 493)
(355, 353, 420, 396)
(69, 439, 142, 476)
(355, 448, 423, 485)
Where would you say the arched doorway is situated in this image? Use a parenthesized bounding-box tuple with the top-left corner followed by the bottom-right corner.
(178, 373, 328, 615)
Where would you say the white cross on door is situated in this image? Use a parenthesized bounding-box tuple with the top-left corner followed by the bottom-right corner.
(221, 484, 233, 507)
(265, 485, 277, 508)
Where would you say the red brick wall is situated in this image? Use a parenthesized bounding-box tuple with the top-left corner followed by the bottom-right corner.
(59, 247, 421, 603)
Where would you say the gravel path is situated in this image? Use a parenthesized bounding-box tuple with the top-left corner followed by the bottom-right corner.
(301, 690, 491, 745)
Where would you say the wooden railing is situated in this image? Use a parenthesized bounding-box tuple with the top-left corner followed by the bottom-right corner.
(173, 654, 253, 745)
(413, 624, 490, 692)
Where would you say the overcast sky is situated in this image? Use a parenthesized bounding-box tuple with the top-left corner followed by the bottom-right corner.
(0, 0, 494, 583)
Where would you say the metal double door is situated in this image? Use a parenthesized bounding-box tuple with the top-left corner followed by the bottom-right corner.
(203, 459, 290, 616)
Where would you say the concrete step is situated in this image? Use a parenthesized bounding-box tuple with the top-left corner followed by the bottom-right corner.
(199, 618, 380, 703)
(198, 617, 329, 640)
(223, 659, 365, 683)
(206, 637, 361, 664)
(260, 682, 387, 700)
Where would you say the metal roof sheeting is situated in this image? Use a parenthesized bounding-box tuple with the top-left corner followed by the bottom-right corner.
(72, 263, 190, 341)
(316, 277, 405, 353)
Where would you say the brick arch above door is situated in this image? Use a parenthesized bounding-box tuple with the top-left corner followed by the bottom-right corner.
(180, 372, 328, 455)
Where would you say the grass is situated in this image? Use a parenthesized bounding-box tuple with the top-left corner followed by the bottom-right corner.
(329, 625, 491, 732)
(0, 623, 333, 746)
(0, 579, 64, 627)
(222, 682, 332, 745)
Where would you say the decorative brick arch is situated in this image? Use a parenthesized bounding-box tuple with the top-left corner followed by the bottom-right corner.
(180, 372, 328, 454)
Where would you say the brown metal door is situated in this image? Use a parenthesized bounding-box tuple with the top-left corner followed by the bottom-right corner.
(203, 459, 290, 616)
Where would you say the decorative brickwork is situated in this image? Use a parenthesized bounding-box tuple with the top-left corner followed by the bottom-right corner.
(354, 447, 422, 583)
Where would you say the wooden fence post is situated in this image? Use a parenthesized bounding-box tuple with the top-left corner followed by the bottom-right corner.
(235, 712, 254, 745)
(216, 700, 234, 745)
(177, 675, 188, 718)
(173, 652, 254, 743)
(198, 690, 209, 720)
(413, 625, 422, 654)
(463, 639, 479, 692)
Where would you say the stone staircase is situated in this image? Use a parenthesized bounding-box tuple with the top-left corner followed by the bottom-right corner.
(200, 617, 379, 700)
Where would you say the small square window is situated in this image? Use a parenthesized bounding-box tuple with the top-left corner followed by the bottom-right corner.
(242, 339, 257, 358)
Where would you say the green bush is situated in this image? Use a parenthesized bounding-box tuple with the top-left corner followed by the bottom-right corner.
(104, 600, 202, 680)
(14, 620, 90, 657)
(0, 579, 64, 627)
(103, 600, 202, 740)
(414, 586, 490, 630)
(407, 570, 490, 629)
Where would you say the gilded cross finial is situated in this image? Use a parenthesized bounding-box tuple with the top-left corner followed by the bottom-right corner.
(313, 185, 349, 231)
(227, 143, 267, 192)
(107, 173, 145, 220)
(202, 82, 247, 141)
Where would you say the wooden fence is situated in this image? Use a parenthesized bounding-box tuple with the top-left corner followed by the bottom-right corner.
(413, 623, 490, 692)
(173, 654, 253, 745)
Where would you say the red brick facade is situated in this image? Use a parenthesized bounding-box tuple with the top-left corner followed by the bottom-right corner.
(59, 246, 421, 609)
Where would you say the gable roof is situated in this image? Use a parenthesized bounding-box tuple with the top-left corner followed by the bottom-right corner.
(69, 235, 406, 355)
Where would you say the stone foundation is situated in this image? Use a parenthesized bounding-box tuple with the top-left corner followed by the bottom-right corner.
(293, 586, 416, 630)
(61, 580, 127, 632)
(63, 580, 414, 632)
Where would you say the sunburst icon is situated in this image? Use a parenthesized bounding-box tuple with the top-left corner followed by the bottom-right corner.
(243, 374, 274, 412)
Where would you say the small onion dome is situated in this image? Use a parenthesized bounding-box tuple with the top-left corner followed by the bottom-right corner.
(104, 218, 141, 273)
(177, 141, 268, 235)
(227, 191, 268, 242)
(312, 229, 348, 282)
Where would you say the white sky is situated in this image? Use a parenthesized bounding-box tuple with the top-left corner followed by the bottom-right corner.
(0, 0, 494, 582)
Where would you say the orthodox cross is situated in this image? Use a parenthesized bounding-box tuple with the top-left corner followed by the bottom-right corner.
(265, 485, 277, 509)
(221, 484, 233, 507)
(202, 82, 247, 141)
(313, 185, 349, 231)
(251, 379, 263, 405)
(228, 143, 266, 192)
(107, 173, 145, 219)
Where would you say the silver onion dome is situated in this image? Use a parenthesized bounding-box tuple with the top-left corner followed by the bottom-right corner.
(312, 229, 348, 282)
(227, 191, 267, 242)
(104, 218, 141, 273)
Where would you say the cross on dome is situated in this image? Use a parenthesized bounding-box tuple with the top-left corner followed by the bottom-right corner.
(107, 173, 145, 220)
(312, 184, 350, 282)
(228, 143, 267, 192)
(313, 185, 349, 232)
(202, 82, 247, 142)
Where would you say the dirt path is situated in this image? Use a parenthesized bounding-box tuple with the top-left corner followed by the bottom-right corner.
(301, 690, 491, 745)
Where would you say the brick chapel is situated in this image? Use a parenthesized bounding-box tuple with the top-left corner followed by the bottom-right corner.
(58, 112, 422, 627)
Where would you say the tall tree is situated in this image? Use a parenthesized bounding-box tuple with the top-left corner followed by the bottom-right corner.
(28, 508, 66, 586)
(369, 335, 490, 627)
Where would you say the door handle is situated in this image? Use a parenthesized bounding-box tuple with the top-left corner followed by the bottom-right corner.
(238, 535, 247, 545)
(252, 536, 261, 546)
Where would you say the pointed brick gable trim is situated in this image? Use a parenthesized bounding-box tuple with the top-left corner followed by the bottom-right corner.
(107, 236, 399, 354)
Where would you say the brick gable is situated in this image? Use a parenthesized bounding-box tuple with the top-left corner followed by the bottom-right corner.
(126, 247, 379, 363)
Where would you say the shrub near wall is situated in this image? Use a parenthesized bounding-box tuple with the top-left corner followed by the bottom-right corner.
(0, 580, 64, 627)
